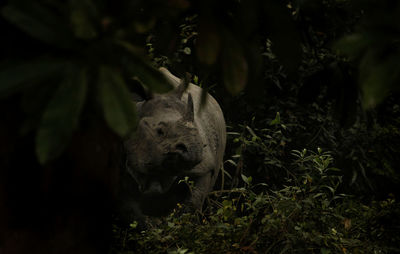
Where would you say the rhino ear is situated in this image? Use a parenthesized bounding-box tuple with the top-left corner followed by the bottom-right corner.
(184, 93, 194, 122)
(136, 101, 144, 113)
(130, 77, 153, 100)
(144, 90, 154, 100)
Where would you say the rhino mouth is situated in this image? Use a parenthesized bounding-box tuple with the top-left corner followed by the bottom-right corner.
(128, 168, 189, 195)
(125, 167, 193, 216)
(161, 155, 200, 174)
(139, 176, 191, 216)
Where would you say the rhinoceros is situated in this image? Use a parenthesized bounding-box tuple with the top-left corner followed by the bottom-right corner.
(117, 68, 226, 222)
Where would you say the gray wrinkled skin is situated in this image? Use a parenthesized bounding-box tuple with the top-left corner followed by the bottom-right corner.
(117, 68, 226, 222)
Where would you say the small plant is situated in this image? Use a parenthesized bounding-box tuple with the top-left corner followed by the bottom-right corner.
(225, 113, 293, 190)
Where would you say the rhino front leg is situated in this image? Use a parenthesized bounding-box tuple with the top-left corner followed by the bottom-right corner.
(187, 172, 213, 210)
(187, 167, 220, 211)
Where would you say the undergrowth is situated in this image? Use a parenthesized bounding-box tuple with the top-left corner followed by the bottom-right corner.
(111, 121, 400, 253)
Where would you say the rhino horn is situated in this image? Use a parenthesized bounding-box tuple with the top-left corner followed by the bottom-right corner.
(184, 93, 194, 122)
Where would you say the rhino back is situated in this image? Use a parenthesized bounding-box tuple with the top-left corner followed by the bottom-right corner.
(187, 84, 226, 169)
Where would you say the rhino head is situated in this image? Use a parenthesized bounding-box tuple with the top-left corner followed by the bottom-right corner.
(124, 85, 203, 214)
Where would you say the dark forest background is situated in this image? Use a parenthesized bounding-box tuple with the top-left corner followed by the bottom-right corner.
(1, 0, 400, 253)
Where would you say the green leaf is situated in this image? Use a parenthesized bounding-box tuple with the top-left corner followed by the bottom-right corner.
(246, 126, 257, 138)
(133, 18, 156, 34)
(359, 50, 399, 108)
(361, 64, 390, 108)
(222, 200, 232, 207)
(114, 40, 173, 93)
(196, 18, 221, 65)
(241, 174, 252, 185)
(98, 66, 137, 137)
(313, 193, 324, 199)
(334, 33, 369, 59)
(322, 185, 335, 194)
(269, 112, 281, 125)
(183, 47, 191, 55)
(1, 3, 75, 48)
(69, 0, 98, 39)
(20, 83, 60, 136)
(129, 221, 138, 229)
(0, 59, 65, 98)
(221, 167, 232, 179)
(226, 159, 237, 167)
(70, 9, 97, 39)
(321, 248, 331, 254)
(222, 34, 248, 95)
(131, 62, 173, 94)
(328, 167, 342, 172)
(36, 67, 88, 164)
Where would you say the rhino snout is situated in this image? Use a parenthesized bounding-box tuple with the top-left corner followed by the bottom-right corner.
(175, 143, 188, 153)
(165, 142, 189, 155)
(142, 176, 178, 196)
(163, 142, 188, 162)
(143, 180, 163, 195)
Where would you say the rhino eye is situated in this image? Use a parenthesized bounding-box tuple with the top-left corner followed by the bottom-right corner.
(156, 128, 165, 137)
(156, 122, 167, 137)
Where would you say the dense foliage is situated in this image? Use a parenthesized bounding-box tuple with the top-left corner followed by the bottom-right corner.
(1, 0, 400, 253)
(111, 0, 400, 253)
(112, 146, 400, 253)
(111, 105, 400, 253)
